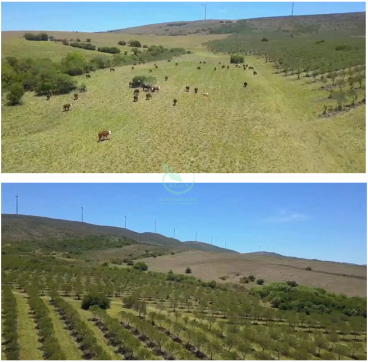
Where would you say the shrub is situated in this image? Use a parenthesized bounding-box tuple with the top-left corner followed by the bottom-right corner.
(118, 41, 127, 46)
(230, 54, 244, 64)
(126, 260, 134, 266)
(208, 280, 217, 289)
(98, 46, 121, 54)
(185, 267, 192, 274)
(249, 275, 256, 282)
(24, 32, 48, 41)
(86, 38, 91, 42)
(129, 40, 142, 47)
(261, 38, 269, 42)
(79, 83, 87, 93)
(286, 280, 298, 287)
(70, 42, 96, 51)
(171, 252, 175, 255)
(6, 83, 24, 105)
(240, 276, 249, 283)
(305, 266, 312, 271)
(143, 45, 148, 48)
(256, 279, 264, 285)
(133, 262, 148, 271)
(81, 293, 110, 310)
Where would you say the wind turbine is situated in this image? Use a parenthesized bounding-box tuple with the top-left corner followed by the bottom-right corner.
(15, 192, 18, 215)
(291, 2, 294, 16)
(81, 207, 84, 222)
(200, 3, 208, 20)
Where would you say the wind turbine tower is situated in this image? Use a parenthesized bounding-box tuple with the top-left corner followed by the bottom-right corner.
(201, 3, 208, 20)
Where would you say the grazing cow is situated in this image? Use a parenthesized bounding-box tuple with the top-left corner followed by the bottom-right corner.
(185, 86, 190, 92)
(86, 74, 91, 78)
(165, 76, 168, 81)
(219, 62, 221, 65)
(203, 61, 206, 64)
(46, 94, 51, 100)
(154, 64, 157, 67)
(110, 68, 115, 72)
(227, 66, 229, 69)
(222, 65, 225, 69)
(246, 64, 248, 68)
(63, 103, 72, 111)
(155, 65, 158, 69)
(253, 71, 257, 75)
(98, 130, 112, 142)
(173, 98, 177, 106)
(142, 85, 151, 91)
(194, 88, 198, 94)
(200, 61, 202, 64)
(214, 67, 216, 71)
(133, 95, 138, 102)
(243, 82, 248, 88)
(203, 92, 209, 97)
(131, 66, 134, 70)
(197, 67, 201, 70)
(176, 63, 178, 66)
(133, 63, 137, 66)
(53, 89, 60, 95)
(146, 93, 152, 100)
(152, 86, 160, 92)
(133, 89, 139, 95)
(74, 93, 79, 100)
(149, 69, 153, 73)
(249, 66, 254, 70)
(168, 60, 171, 62)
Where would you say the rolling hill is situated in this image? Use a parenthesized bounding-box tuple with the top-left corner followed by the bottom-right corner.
(105, 12, 366, 36)
(137, 250, 367, 297)
(1, 214, 236, 253)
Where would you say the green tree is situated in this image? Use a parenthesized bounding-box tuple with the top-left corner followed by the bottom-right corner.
(6, 83, 24, 105)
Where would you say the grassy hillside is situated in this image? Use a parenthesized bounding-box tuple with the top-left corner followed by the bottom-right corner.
(1, 214, 235, 254)
(106, 12, 365, 36)
(137, 250, 367, 297)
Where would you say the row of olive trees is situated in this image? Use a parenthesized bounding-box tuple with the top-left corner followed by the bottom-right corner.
(1, 287, 20, 360)
(27, 288, 66, 359)
(52, 295, 111, 359)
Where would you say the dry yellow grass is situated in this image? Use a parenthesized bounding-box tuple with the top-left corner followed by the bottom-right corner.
(138, 251, 367, 297)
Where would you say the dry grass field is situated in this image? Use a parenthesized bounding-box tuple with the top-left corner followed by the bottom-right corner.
(138, 251, 367, 297)
(1, 31, 365, 173)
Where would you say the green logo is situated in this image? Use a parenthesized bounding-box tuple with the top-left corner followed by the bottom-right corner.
(162, 163, 195, 195)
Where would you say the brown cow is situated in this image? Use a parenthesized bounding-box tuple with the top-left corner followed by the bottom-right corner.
(63, 103, 72, 111)
(131, 66, 134, 70)
(185, 86, 190, 92)
(249, 66, 254, 70)
(155, 65, 158, 69)
(165, 76, 168, 81)
(152, 86, 160, 92)
(74, 93, 79, 100)
(168, 60, 171, 62)
(194, 88, 198, 94)
(133, 89, 139, 95)
(46, 94, 51, 100)
(200, 61, 202, 64)
(222, 65, 225, 69)
(149, 69, 153, 73)
(253, 71, 257, 75)
(214, 67, 217, 71)
(86, 74, 91, 78)
(53, 89, 60, 95)
(110, 68, 115, 72)
(146, 93, 152, 100)
(173, 98, 177, 106)
(219, 62, 221, 64)
(133, 95, 138, 102)
(203, 61, 206, 64)
(227, 66, 230, 69)
(98, 130, 112, 142)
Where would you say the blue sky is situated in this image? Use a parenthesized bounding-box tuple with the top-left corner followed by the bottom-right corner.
(1, 183, 367, 265)
(1, 2, 366, 32)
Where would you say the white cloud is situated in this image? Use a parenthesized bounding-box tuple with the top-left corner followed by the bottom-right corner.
(264, 211, 311, 223)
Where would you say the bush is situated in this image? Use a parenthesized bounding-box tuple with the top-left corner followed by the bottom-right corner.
(208, 280, 217, 289)
(261, 38, 269, 42)
(305, 266, 312, 271)
(143, 45, 148, 48)
(81, 293, 110, 310)
(79, 83, 87, 92)
(249, 275, 256, 282)
(98, 46, 121, 54)
(256, 279, 264, 285)
(24, 32, 48, 41)
(286, 280, 298, 287)
(240, 276, 249, 283)
(132, 75, 156, 85)
(171, 252, 175, 255)
(133, 262, 148, 271)
(230, 54, 244, 64)
(129, 40, 142, 47)
(185, 267, 192, 274)
(70, 42, 96, 51)
(86, 38, 91, 42)
(6, 83, 24, 105)
(118, 41, 127, 46)
(126, 260, 134, 266)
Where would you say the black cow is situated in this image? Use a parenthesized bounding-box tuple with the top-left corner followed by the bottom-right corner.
(197, 67, 201, 70)
(253, 71, 257, 76)
(86, 74, 91, 78)
(185, 86, 190, 92)
(243, 82, 248, 88)
(194, 88, 198, 94)
(133, 95, 138, 102)
(134, 89, 139, 95)
(222, 65, 225, 69)
(165, 76, 168, 81)
(173, 99, 177, 106)
(214, 67, 217, 71)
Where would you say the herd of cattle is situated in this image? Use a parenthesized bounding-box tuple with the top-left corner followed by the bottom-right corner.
(44, 58, 257, 142)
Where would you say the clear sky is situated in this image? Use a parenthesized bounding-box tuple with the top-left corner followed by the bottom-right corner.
(1, 183, 367, 265)
(1, 2, 366, 32)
